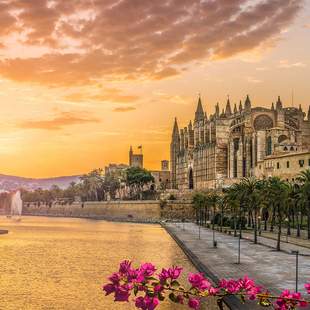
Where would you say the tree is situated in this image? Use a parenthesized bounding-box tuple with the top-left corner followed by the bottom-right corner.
(265, 177, 289, 251)
(125, 167, 154, 200)
(297, 169, 310, 239)
(80, 169, 104, 201)
(238, 178, 264, 244)
(192, 192, 208, 225)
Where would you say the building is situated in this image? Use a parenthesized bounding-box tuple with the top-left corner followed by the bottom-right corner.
(105, 163, 128, 178)
(171, 95, 310, 190)
(161, 160, 169, 171)
(129, 146, 143, 168)
(255, 151, 310, 181)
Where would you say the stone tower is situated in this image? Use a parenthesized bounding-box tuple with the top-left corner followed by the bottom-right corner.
(170, 118, 180, 189)
(129, 146, 143, 168)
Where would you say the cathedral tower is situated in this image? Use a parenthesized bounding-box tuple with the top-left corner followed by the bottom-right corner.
(170, 118, 180, 189)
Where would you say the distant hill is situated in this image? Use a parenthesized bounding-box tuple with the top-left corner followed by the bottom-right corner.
(0, 174, 81, 191)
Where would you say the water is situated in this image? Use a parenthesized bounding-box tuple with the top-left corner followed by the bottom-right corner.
(0, 216, 219, 310)
(10, 190, 22, 216)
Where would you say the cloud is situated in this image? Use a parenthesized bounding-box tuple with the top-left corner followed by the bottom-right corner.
(0, 0, 303, 86)
(64, 88, 140, 103)
(19, 111, 100, 130)
(113, 106, 136, 112)
(246, 76, 263, 83)
(278, 60, 307, 68)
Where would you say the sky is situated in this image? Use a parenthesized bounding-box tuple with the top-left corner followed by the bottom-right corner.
(0, 0, 309, 178)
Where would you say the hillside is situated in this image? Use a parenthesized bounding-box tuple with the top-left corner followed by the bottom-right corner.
(0, 174, 81, 191)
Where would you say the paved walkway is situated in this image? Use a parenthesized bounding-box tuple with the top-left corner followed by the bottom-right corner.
(165, 222, 310, 298)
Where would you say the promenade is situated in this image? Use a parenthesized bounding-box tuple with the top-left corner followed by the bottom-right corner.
(164, 222, 310, 298)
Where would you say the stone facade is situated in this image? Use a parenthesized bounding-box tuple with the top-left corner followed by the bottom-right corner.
(171, 95, 310, 189)
(255, 151, 310, 181)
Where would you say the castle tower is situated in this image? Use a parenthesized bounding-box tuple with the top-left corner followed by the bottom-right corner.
(170, 118, 180, 189)
(129, 146, 143, 168)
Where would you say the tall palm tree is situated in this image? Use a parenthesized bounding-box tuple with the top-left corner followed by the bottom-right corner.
(297, 169, 310, 239)
(266, 177, 289, 251)
(238, 177, 263, 244)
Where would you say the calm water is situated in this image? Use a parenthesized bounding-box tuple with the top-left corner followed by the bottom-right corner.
(0, 216, 207, 310)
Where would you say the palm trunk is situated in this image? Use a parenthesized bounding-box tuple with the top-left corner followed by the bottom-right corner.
(307, 200, 310, 240)
(254, 209, 258, 244)
(220, 207, 224, 232)
(277, 205, 282, 251)
(270, 205, 275, 232)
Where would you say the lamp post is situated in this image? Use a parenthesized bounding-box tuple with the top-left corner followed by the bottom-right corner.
(285, 217, 289, 243)
(291, 250, 299, 292)
(258, 216, 262, 236)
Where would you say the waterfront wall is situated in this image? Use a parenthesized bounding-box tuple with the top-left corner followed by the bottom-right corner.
(23, 200, 194, 222)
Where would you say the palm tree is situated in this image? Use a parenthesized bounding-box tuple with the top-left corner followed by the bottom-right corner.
(297, 169, 310, 239)
(205, 192, 221, 233)
(266, 177, 289, 251)
(238, 177, 263, 244)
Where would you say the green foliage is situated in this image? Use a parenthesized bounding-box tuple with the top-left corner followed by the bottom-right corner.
(125, 167, 154, 187)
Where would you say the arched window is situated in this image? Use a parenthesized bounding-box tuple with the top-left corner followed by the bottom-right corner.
(266, 136, 272, 155)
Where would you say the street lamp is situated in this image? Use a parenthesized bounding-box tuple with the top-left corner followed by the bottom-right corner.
(285, 218, 289, 243)
(291, 250, 299, 292)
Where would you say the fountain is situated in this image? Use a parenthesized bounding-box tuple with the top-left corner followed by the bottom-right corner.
(10, 190, 23, 220)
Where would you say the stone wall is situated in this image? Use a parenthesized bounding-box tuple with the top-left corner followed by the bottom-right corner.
(23, 200, 195, 222)
(160, 201, 195, 220)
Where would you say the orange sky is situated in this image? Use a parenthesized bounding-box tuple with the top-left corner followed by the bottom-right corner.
(0, 0, 309, 178)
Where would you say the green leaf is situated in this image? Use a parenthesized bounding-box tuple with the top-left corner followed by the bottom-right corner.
(171, 280, 180, 288)
(133, 286, 138, 296)
(169, 293, 177, 303)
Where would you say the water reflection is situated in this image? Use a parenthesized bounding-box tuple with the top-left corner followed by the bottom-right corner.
(0, 217, 200, 309)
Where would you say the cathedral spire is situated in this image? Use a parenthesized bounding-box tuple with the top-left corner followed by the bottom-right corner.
(276, 96, 283, 110)
(271, 102, 275, 111)
(172, 117, 179, 138)
(234, 103, 237, 114)
(239, 100, 243, 112)
(299, 104, 302, 112)
(195, 95, 204, 122)
(225, 97, 232, 116)
(215, 102, 220, 117)
(244, 94, 251, 111)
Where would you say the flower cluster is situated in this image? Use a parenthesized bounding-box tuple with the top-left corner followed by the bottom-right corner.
(103, 260, 310, 310)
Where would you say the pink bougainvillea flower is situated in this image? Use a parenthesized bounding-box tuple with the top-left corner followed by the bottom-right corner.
(168, 266, 183, 279)
(188, 297, 200, 310)
(135, 296, 159, 310)
(305, 283, 310, 294)
(188, 273, 211, 290)
(119, 260, 132, 275)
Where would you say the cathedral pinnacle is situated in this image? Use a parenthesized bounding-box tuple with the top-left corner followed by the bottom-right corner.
(172, 117, 179, 138)
(234, 103, 237, 114)
(215, 102, 220, 117)
(244, 94, 251, 111)
(195, 96, 204, 122)
(239, 100, 243, 112)
(225, 97, 232, 116)
(276, 96, 283, 110)
(271, 102, 275, 111)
